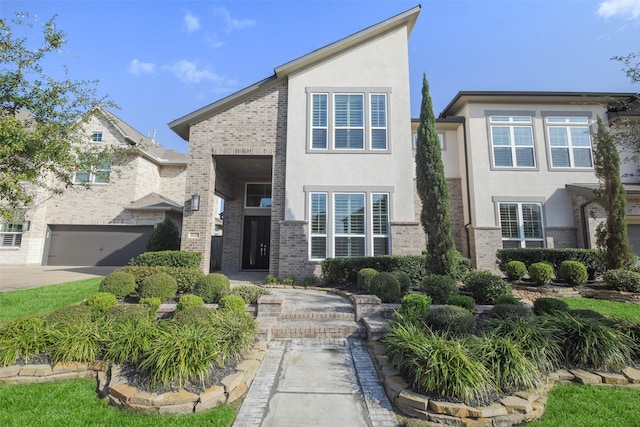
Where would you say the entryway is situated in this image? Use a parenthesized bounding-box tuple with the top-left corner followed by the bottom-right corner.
(242, 216, 270, 270)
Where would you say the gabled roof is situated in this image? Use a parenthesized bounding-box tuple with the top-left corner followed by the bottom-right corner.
(125, 192, 183, 212)
(438, 91, 639, 119)
(168, 5, 421, 141)
(99, 109, 186, 165)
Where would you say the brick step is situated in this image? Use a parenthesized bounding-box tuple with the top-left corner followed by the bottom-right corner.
(271, 319, 366, 339)
(278, 309, 355, 321)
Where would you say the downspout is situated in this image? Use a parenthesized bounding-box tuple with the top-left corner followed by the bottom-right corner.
(438, 115, 472, 259)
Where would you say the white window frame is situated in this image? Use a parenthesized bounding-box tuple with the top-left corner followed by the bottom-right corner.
(546, 116, 593, 169)
(0, 220, 24, 248)
(309, 192, 328, 260)
(369, 93, 388, 150)
(371, 193, 390, 256)
(489, 115, 535, 168)
(334, 192, 366, 258)
(499, 202, 545, 248)
(73, 162, 111, 185)
(311, 93, 328, 150)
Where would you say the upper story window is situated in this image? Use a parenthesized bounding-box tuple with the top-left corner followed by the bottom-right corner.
(245, 183, 272, 208)
(92, 132, 103, 142)
(73, 162, 111, 184)
(489, 116, 535, 168)
(308, 89, 389, 152)
(546, 116, 592, 168)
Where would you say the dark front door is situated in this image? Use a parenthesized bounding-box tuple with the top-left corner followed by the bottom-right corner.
(242, 216, 270, 269)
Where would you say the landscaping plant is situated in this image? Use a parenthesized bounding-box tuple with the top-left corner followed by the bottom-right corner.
(462, 270, 511, 304)
(446, 294, 476, 312)
(177, 295, 205, 311)
(420, 274, 458, 304)
(528, 262, 554, 285)
(558, 260, 588, 285)
(399, 294, 431, 323)
(229, 285, 271, 304)
(357, 268, 378, 291)
(368, 272, 401, 303)
(504, 260, 527, 281)
(425, 305, 476, 337)
(137, 273, 178, 302)
(99, 271, 136, 298)
(193, 273, 230, 303)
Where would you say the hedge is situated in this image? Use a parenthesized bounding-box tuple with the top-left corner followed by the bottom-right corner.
(119, 266, 204, 294)
(132, 250, 201, 268)
(496, 248, 605, 280)
(321, 255, 428, 285)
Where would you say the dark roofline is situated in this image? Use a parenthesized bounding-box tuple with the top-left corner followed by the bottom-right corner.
(438, 91, 639, 118)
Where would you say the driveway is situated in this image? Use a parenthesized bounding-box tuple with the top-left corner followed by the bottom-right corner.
(0, 266, 119, 292)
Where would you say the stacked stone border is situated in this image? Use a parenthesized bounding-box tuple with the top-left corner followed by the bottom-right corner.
(368, 341, 640, 426)
(0, 341, 268, 415)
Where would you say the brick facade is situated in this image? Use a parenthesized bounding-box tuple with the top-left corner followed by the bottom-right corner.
(468, 226, 502, 273)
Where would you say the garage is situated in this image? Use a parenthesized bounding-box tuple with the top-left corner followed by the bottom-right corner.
(45, 225, 154, 266)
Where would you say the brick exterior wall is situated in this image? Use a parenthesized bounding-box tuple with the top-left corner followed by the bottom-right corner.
(182, 81, 288, 273)
(545, 227, 578, 248)
(390, 222, 424, 255)
(277, 221, 318, 279)
(468, 226, 502, 273)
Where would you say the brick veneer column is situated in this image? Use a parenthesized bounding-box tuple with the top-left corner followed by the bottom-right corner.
(468, 226, 502, 273)
(181, 153, 216, 273)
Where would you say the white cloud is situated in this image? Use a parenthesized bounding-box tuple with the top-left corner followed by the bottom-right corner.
(165, 60, 222, 84)
(184, 12, 201, 32)
(597, 0, 640, 19)
(128, 59, 156, 75)
(213, 7, 255, 33)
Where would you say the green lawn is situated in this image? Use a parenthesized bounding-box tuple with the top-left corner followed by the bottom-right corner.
(0, 379, 235, 427)
(560, 297, 640, 323)
(526, 384, 640, 427)
(0, 278, 101, 323)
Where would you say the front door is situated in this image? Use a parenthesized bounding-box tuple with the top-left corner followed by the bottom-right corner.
(242, 216, 270, 269)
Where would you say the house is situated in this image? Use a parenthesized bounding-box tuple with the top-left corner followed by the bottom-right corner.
(0, 109, 190, 266)
(169, 6, 425, 278)
(426, 91, 640, 272)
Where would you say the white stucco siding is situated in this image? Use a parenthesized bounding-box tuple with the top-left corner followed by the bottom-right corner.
(464, 103, 605, 229)
(284, 26, 414, 222)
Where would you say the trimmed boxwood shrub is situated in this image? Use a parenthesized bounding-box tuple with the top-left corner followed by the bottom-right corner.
(46, 304, 93, 326)
(133, 250, 201, 268)
(602, 269, 640, 292)
(558, 260, 588, 285)
(84, 292, 118, 314)
(177, 295, 205, 311)
(496, 248, 605, 280)
(505, 260, 527, 281)
(528, 262, 554, 285)
(533, 297, 569, 316)
(369, 272, 401, 303)
(321, 255, 427, 286)
(139, 297, 162, 313)
(193, 273, 230, 303)
(425, 305, 476, 337)
(486, 304, 533, 320)
(399, 293, 431, 322)
(137, 273, 178, 302)
(420, 274, 458, 304)
(447, 294, 476, 312)
(100, 271, 137, 298)
(391, 270, 412, 294)
(462, 271, 511, 305)
(357, 268, 379, 291)
(172, 306, 214, 326)
(494, 294, 521, 306)
(120, 266, 204, 294)
(219, 295, 246, 315)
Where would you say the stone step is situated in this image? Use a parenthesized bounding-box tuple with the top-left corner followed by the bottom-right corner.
(271, 319, 366, 339)
(278, 309, 355, 321)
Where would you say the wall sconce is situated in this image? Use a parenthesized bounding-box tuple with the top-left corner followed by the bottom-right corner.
(190, 194, 201, 211)
(22, 220, 31, 231)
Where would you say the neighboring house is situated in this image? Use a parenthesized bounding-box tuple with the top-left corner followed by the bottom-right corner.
(170, 7, 425, 278)
(0, 109, 189, 266)
(426, 91, 640, 272)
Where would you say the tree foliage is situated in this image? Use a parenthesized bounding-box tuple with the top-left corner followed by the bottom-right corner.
(415, 73, 457, 275)
(593, 116, 635, 269)
(0, 13, 116, 219)
(609, 53, 640, 174)
(146, 219, 181, 252)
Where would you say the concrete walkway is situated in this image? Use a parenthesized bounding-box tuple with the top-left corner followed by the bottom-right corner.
(0, 266, 119, 291)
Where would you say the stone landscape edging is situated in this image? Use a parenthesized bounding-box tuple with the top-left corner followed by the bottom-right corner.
(0, 340, 268, 415)
(368, 341, 640, 426)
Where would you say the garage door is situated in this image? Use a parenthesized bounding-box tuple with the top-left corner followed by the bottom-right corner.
(628, 224, 640, 257)
(46, 225, 154, 266)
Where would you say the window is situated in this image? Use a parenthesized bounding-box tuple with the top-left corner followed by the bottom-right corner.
(309, 89, 389, 151)
(0, 220, 23, 247)
(546, 116, 592, 168)
(245, 183, 272, 208)
(73, 162, 111, 184)
(307, 190, 390, 259)
(310, 193, 327, 259)
(490, 116, 534, 168)
(372, 193, 389, 256)
(499, 202, 544, 248)
(412, 133, 444, 150)
(91, 132, 103, 142)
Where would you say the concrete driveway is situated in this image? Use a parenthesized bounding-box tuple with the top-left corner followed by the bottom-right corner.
(0, 266, 119, 292)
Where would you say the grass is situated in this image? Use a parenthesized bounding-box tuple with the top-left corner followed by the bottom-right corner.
(0, 278, 101, 323)
(560, 297, 640, 323)
(0, 379, 236, 427)
(527, 384, 640, 427)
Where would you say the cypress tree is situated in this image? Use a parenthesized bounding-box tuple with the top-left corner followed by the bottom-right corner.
(593, 116, 635, 269)
(146, 218, 181, 252)
(415, 73, 456, 275)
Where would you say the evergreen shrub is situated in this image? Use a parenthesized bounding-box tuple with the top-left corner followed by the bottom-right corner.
(120, 265, 203, 293)
(463, 271, 511, 304)
(146, 219, 180, 252)
(230, 285, 271, 304)
(177, 295, 205, 311)
(494, 294, 521, 305)
(321, 255, 427, 285)
(137, 273, 178, 302)
(505, 260, 527, 281)
(420, 274, 458, 304)
(133, 250, 201, 268)
(486, 304, 532, 321)
(496, 248, 605, 280)
(369, 272, 401, 303)
(533, 297, 569, 316)
(139, 297, 162, 313)
(446, 294, 476, 312)
(193, 273, 230, 303)
(425, 305, 476, 337)
(99, 271, 136, 298)
(85, 292, 118, 314)
(602, 269, 640, 292)
(357, 268, 378, 291)
(391, 270, 412, 293)
(528, 262, 554, 285)
(399, 293, 431, 323)
(219, 295, 246, 315)
(558, 260, 588, 285)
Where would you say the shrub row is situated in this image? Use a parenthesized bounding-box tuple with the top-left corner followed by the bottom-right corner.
(118, 266, 204, 294)
(322, 255, 429, 285)
(132, 250, 201, 268)
(496, 248, 605, 280)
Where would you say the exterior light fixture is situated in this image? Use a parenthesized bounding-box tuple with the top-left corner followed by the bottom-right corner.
(190, 194, 201, 211)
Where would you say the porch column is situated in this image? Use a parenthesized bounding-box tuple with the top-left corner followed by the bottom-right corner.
(181, 154, 216, 273)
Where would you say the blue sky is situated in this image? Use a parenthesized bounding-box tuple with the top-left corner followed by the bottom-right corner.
(3, 0, 640, 153)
